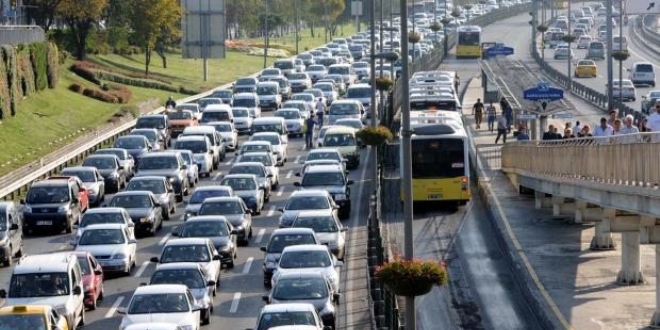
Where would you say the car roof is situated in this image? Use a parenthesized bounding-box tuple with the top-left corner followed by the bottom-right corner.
(303, 165, 344, 174)
(0, 305, 52, 315)
(233, 93, 257, 98)
(84, 207, 125, 214)
(290, 189, 331, 197)
(325, 126, 357, 134)
(140, 152, 179, 159)
(348, 83, 370, 88)
(124, 323, 181, 330)
(282, 244, 329, 253)
(176, 135, 209, 142)
(113, 190, 154, 197)
(133, 284, 189, 295)
(271, 227, 316, 236)
(154, 262, 203, 272)
(308, 148, 341, 154)
(231, 161, 265, 168)
(252, 131, 280, 136)
(261, 303, 318, 313)
(80, 223, 128, 231)
(222, 173, 258, 180)
(14, 252, 77, 274)
(128, 176, 167, 182)
(330, 99, 361, 105)
(62, 166, 98, 172)
(253, 117, 285, 123)
(163, 237, 211, 246)
(203, 104, 232, 111)
(168, 149, 193, 155)
(244, 141, 271, 146)
(276, 271, 327, 280)
(193, 186, 233, 192)
(294, 210, 335, 217)
(85, 154, 119, 160)
(200, 196, 242, 203)
(185, 215, 229, 223)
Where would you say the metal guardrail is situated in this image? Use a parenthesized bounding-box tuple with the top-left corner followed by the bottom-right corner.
(0, 25, 45, 44)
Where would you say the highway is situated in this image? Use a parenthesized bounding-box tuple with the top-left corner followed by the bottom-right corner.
(0, 133, 373, 329)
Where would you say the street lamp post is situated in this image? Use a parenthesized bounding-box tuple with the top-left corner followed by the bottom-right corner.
(606, 0, 614, 109)
(618, 0, 623, 102)
(263, 0, 270, 69)
(294, 0, 300, 55)
(567, 0, 572, 88)
(443, 0, 449, 55)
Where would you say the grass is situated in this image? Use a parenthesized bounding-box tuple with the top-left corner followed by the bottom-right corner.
(0, 24, 351, 176)
(246, 23, 360, 54)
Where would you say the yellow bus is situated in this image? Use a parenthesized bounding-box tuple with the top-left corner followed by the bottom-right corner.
(401, 111, 471, 204)
(456, 25, 482, 59)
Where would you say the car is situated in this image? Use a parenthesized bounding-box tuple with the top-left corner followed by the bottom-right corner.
(283, 100, 314, 118)
(105, 191, 164, 237)
(233, 92, 262, 118)
(300, 160, 346, 176)
(641, 90, 660, 113)
(574, 60, 597, 78)
(333, 118, 364, 131)
(263, 75, 293, 100)
(274, 108, 305, 137)
(0, 202, 23, 267)
(117, 284, 202, 330)
(288, 72, 313, 93)
(173, 135, 215, 178)
(151, 238, 222, 285)
(327, 100, 364, 125)
(173, 216, 238, 268)
(302, 148, 346, 171)
(22, 176, 88, 234)
(125, 176, 177, 220)
(112, 135, 152, 166)
(272, 245, 342, 292)
(250, 132, 288, 165)
(209, 88, 234, 105)
(313, 82, 338, 105)
(73, 207, 135, 244)
(124, 323, 183, 330)
(200, 104, 233, 124)
(237, 140, 275, 158)
(175, 103, 202, 121)
(291, 210, 347, 260)
(0, 305, 69, 330)
(236, 152, 280, 189)
(576, 35, 592, 49)
(257, 81, 283, 111)
(294, 165, 353, 219)
(197, 97, 224, 112)
(610, 79, 637, 102)
(148, 263, 216, 325)
(204, 121, 239, 151)
(297, 52, 316, 67)
(553, 47, 573, 59)
(290, 93, 316, 110)
(61, 167, 106, 206)
(327, 63, 357, 86)
(277, 189, 338, 227)
(180, 126, 226, 166)
(81, 154, 127, 193)
(629, 62, 656, 87)
(130, 128, 165, 151)
(323, 74, 347, 95)
(94, 148, 135, 178)
(184, 186, 235, 221)
(167, 109, 199, 139)
(302, 88, 327, 107)
(265, 272, 340, 329)
(135, 114, 170, 147)
(135, 152, 190, 201)
(261, 68, 283, 78)
(232, 107, 254, 133)
(71, 251, 104, 311)
(251, 303, 330, 330)
(228, 162, 273, 201)
(197, 197, 253, 245)
(168, 149, 200, 187)
(260, 228, 321, 286)
(219, 174, 266, 215)
(351, 61, 370, 78)
(306, 65, 328, 83)
(73, 223, 137, 276)
(315, 125, 335, 148)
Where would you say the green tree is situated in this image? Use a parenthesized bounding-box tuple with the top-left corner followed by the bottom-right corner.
(129, 0, 180, 76)
(104, 0, 132, 28)
(226, 0, 261, 39)
(24, 0, 63, 31)
(56, 0, 108, 60)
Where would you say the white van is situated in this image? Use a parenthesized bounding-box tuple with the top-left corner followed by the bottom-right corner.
(174, 135, 214, 177)
(256, 81, 282, 111)
(181, 126, 224, 167)
(233, 92, 262, 118)
(612, 35, 628, 52)
(0, 253, 85, 329)
(250, 117, 289, 144)
(200, 104, 233, 124)
(629, 62, 656, 87)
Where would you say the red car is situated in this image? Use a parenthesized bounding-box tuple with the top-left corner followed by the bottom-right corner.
(73, 251, 104, 310)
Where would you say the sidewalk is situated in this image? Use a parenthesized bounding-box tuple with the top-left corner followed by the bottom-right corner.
(463, 78, 658, 330)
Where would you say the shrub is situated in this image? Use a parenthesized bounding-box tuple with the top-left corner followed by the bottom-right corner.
(118, 105, 140, 118)
(0, 47, 11, 118)
(81, 87, 119, 103)
(375, 77, 394, 92)
(2, 45, 18, 116)
(70, 62, 102, 85)
(103, 83, 132, 103)
(356, 126, 393, 146)
(29, 42, 49, 91)
(178, 86, 200, 95)
(46, 42, 59, 88)
(17, 49, 36, 96)
(95, 70, 178, 92)
(69, 83, 83, 93)
(375, 258, 448, 296)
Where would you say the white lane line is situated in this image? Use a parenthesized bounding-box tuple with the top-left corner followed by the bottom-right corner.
(212, 172, 222, 181)
(225, 159, 233, 166)
(134, 261, 150, 278)
(276, 187, 285, 196)
(294, 155, 301, 163)
(255, 229, 266, 244)
(105, 296, 124, 318)
(229, 292, 242, 313)
(158, 233, 171, 245)
(266, 205, 277, 217)
(286, 170, 293, 179)
(242, 257, 254, 275)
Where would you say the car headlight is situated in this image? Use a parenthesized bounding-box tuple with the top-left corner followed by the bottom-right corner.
(54, 305, 68, 317)
(319, 302, 335, 316)
(24, 206, 32, 213)
(114, 253, 127, 259)
(185, 212, 195, 219)
(265, 261, 277, 269)
(217, 244, 231, 252)
(179, 325, 194, 330)
(335, 194, 347, 200)
(58, 205, 70, 213)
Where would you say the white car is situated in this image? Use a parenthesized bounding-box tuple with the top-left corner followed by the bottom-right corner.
(170, 149, 199, 187)
(204, 121, 239, 150)
(250, 132, 288, 165)
(236, 151, 280, 189)
(124, 323, 182, 330)
(184, 185, 235, 221)
(316, 125, 336, 148)
(302, 148, 346, 172)
(236, 140, 275, 157)
(151, 238, 222, 286)
(253, 304, 328, 330)
(73, 207, 135, 244)
(231, 107, 253, 134)
(291, 92, 316, 110)
(176, 103, 202, 121)
(291, 210, 347, 261)
(74, 223, 137, 276)
(611, 79, 637, 102)
(553, 47, 573, 59)
(313, 82, 339, 105)
(334, 118, 364, 131)
(576, 35, 592, 49)
(271, 245, 343, 292)
(117, 284, 202, 330)
(277, 190, 338, 228)
(174, 135, 214, 178)
(274, 108, 305, 137)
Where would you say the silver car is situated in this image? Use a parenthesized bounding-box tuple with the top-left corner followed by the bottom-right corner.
(61, 166, 106, 206)
(125, 176, 177, 220)
(219, 174, 265, 215)
(236, 152, 280, 189)
(232, 107, 254, 134)
(277, 190, 337, 228)
(73, 207, 134, 244)
(274, 109, 305, 137)
(169, 149, 199, 187)
(291, 210, 347, 260)
(227, 162, 273, 202)
(184, 186, 235, 221)
(94, 148, 135, 178)
(74, 223, 137, 275)
(205, 121, 239, 150)
(198, 196, 253, 245)
(271, 245, 343, 293)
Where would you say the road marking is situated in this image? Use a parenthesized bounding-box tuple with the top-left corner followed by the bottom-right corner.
(158, 233, 171, 245)
(267, 205, 276, 217)
(286, 170, 293, 179)
(224, 159, 233, 166)
(294, 155, 301, 163)
(242, 257, 254, 275)
(276, 187, 285, 196)
(229, 292, 241, 313)
(255, 228, 266, 244)
(212, 172, 222, 181)
(134, 261, 150, 278)
(105, 296, 124, 318)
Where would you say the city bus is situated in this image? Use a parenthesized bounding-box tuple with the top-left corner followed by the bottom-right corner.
(456, 25, 482, 59)
(400, 111, 471, 204)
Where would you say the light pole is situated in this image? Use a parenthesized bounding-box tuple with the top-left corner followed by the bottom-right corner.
(263, 0, 270, 69)
(442, 0, 449, 55)
(606, 0, 614, 109)
(379, 0, 384, 78)
(398, 0, 415, 329)
(618, 0, 623, 102)
(370, 0, 378, 191)
(566, 0, 572, 89)
(294, 0, 300, 55)
(324, 2, 329, 43)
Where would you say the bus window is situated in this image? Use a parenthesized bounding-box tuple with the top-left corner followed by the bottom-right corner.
(411, 139, 465, 178)
(410, 100, 458, 111)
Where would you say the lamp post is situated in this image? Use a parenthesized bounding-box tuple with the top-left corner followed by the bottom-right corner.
(606, 0, 614, 109)
(370, 0, 378, 190)
(263, 0, 270, 69)
(566, 0, 572, 88)
(618, 0, 624, 102)
(373, 51, 399, 125)
(294, 0, 300, 55)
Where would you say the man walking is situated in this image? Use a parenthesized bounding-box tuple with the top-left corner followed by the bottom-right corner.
(305, 114, 317, 149)
(315, 98, 326, 129)
(495, 115, 508, 144)
(472, 98, 484, 129)
(486, 102, 496, 132)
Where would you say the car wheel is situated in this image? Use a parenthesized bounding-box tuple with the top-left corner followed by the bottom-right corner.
(176, 192, 184, 202)
(163, 209, 170, 220)
(202, 307, 211, 325)
(171, 203, 176, 214)
(98, 283, 104, 301)
(15, 245, 22, 258)
(65, 217, 73, 234)
(4, 248, 12, 267)
(79, 309, 86, 327)
(89, 292, 97, 310)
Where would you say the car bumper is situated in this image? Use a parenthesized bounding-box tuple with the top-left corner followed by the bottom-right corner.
(334, 199, 351, 216)
(241, 197, 259, 212)
(291, 86, 307, 93)
(96, 258, 130, 272)
(216, 249, 234, 264)
(134, 221, 156, 233)
(234, 125, 251, 133)
(632, 80, 655, 85)
(24, 213, 68, 230)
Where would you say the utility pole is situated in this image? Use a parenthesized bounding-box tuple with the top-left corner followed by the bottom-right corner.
(607, 0, 614, 109)
(370, 0, 378, 194)
(324, 3, 329, 43)
(399, 0, 415, 328)
(618, 0, 623, 102)
(566, 0, 572, 90)
(294, 0, 299, 55)
(263, 0, 270, 69)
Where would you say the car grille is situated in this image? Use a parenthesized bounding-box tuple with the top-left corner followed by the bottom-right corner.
(36, 208, 58, 213)
(95, 255, 111, 260)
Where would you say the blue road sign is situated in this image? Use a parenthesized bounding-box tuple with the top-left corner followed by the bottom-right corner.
(484, 44, 515, 57)
(523, 81, 564, 101)
(552, 113, 574, 119)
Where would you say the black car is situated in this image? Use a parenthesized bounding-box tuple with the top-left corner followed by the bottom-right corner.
(82, 154, 127, 193)
(105, 191, 163, 237)
(112, 135, 152, 166)
(173, 215, 238, 268)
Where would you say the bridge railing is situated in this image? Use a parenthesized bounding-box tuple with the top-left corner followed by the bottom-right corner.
(501, 132, 660, 189)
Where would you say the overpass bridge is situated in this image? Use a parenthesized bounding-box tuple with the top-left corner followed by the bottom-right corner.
(500, 133, 660, 325)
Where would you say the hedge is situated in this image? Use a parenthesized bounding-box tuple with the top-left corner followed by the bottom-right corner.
(29, 42, 48, 91)
(102, 83, 132, 103)
(70, 62, 102, 85)
(81, 87, 119, 103)
(74, 60, 172, 84)
(68, 61, 187, 94)
(46, 42, 59, 88)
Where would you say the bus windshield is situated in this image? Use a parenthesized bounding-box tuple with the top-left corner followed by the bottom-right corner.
(411, 139, 465, 178)
(410, 100, 457, 111)
(458, 32, 480, 46)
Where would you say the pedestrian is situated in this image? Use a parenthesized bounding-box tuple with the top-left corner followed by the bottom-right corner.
(612, 119, 622, 135)
(574, 121, 581, 134)
(578, 125, 593, 137)
(473, 98, 484, 129)
(315, 98, 325, 129)
(305, 114, 317, 149)
(495, 115, 508, 144)
(618, 114, 640, 143)
(646, 102, 660, 142)
(640, 118, 650, 132)
(562, 128, 575, 139)
(503, 104, 513, 132)
(542, 124, 555, 140)
(594, 117, 614, 136)
(552, 126, 561, 139)
(486, 102, 496, 132)
(517, 127, 530, 141)
(607, 109, 618, 126)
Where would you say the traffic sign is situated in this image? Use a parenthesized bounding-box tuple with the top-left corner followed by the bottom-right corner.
(552, 113, 574, 119)
(484, 44, 514, 57)
(523, 81, 564, 101)
(517, 114, 538, 120)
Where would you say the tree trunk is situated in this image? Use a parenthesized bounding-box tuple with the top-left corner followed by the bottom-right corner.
(310, 21, 315, 38)
(145, 48, 151, 76)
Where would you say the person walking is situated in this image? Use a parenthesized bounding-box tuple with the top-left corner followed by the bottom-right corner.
(472, 98, 484, 129)
(315, 98, 325, 129)
(486, 102, 496, 132)
(305, 114, 317, 149)
(495, 115, 508, 144)
(646, 102, 660, 142)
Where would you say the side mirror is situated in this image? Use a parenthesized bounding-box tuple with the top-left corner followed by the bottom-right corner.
(207, 280, 216, 287)
(128, 222, 135, 227)
(69, 240, 77, 247)
(181, 164, 188, 170)
(168, 188, 174, 193)
(102, 204, 108, 207)
(293, 182, 301, 187)
(341, 227, 348, 232)
(267, 173, 273, 178)
(139, 282, 148, 287)
(116, 307, 127, 315)
(333, 292, 342, 302)
(150, 257, 159, 263)
(235, 152, 240, 156)
(324, 326, 333, 330)
(94, 269, 103, 275)
(73, 286, 82, 295)
(335, 260, 344, 267)
(9, 223, 18, 230)
(128, 239, 137, 244)
(295, 172, 301, 177)
(347, 180, 354, 185)
(262, 295, 269, 302)
(213, 255, 221, 260)
(0, 289, 5, 299)
(260, 246, 267, 252)
(277, 207, 284, 213)
(231, 229, 239, 235)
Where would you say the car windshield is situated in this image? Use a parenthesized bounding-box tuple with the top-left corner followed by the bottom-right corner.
(275, 111, 300, 120)
(80, 212, 125, 227)
(96, 149, 127, 160)
(267, 234, 317, 253)
(181, 221, 229, 238)
(77, 256, 91, 275)
(189, 189, 231, 204)
(293, 216, 338, 233)
(336, 120, 362, 130)
(126, 179, 167, 194)
(315, 84, 333, 92)
(136, 117, 166, 130)
(83, 157, 116, 169)
(62, 170, 96, 182)
(578, 61, 593, 66)
(272, 277, 329, 300)
(292, 94, 313, 102)
(110, 194, 152, 208)
(262, 69, 279, 76)
(138, 156, 179, 170)
(150, 269, 206, 289)
(285, 196, 330, 210)
(201, 111, 230, 123)
(199, 201, 244, 215)
(233, 98, 256, 107)
(257, 311, 317, 330)
(168, 111, 193, 120)
(324, 133, 357, 146)
(232, 109, 249, 117)
(114, 137, 146, 149)
(197, 99, 222, 109)
(307, 151, 341, 162)
(328, 66, 349, 75)
(131, 131, 157, 143)
(161, 245, 210, 263)
(251, 135, 280, 145)
(289, 73, 307, 80)
(239, 154, 272, 166)
(279, 250, 332, 268)
(304, 90, 322, 98)
(128, 293, 189, 314)
(236, 78, 256, 86)
(177, 105, 199, 113)
(329, 104, 359, 115)
(242, 143, 271, 153)
(275, 61, 293, 69)
(26, 186, 69, 204)
(302, 172, 345, 186)
(346, 88, 370, 98)
(229, 165, 265, 177)
(211, 123, 233, 132)
(211, 90, 232, 98)
(220, 178, 257, 191)
(175, 140, 208, 154)
(308, 65, 325, 72)
(9, 272, 69, 298)
(178, 152, 193, 165)
(79, 228, 125, 245)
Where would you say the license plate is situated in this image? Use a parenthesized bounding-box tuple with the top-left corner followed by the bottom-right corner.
(36, 221, 52, 226)
(428, 194, 443, 200)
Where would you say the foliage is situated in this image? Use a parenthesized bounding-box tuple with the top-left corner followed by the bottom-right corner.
(355, 126, 393, 146)
(376, 258, 448, 296)
(430, 22, 443, 32)
(375, 77, 394, 92)
(536, 25, 549, 33)
(561, 34, 576, 43)
(408, 31, 421, 44)
(70, 62, 102, 85)
(24, 0, 64, 31)
(441, 17, 452, 24)
(81, 86, 119, 103)
(56, 0, 109, 60)
(29, 43, 49, 91)
(464, 4, 473, 10)
(46, 42, 60, 88)
(68, 83, 84, 93)
(128, 0, 180, 75)
(611, 50, 630, 61)
(451, 9, 462, 18)
(102, 83, 132, 103)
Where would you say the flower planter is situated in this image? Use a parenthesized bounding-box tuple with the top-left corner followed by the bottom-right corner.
(356, 126, 393, 146)
(376, 258, 448, 297)
(385, 279, 434, 296)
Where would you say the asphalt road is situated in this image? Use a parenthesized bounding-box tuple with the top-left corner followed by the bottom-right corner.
(0, 128, 373, 329)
